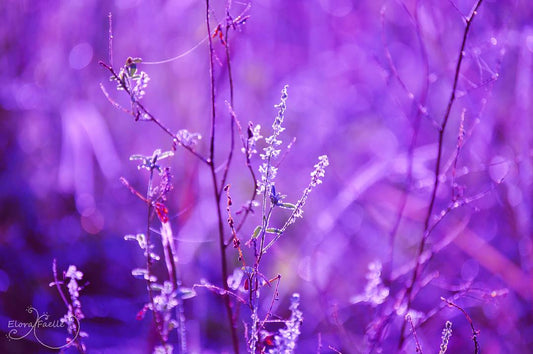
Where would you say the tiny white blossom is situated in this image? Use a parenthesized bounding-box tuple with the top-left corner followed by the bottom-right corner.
(175, 129, 202, 148)
(153, 344, 173, 354)
(132, 71, 150, 100)
(286, 155, 329, 226)
(350, 260, 390, 307)
(257, 85, 289, 195)
(66, 265, 83, 280)
(269, 293, 303, 353)
(439, 321, 453, 354)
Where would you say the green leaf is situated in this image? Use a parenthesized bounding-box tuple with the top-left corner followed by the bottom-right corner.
(251, 225, 262, 239)
(179, 287, 196, 300)
(266, 228, 282, 234)
(150, 283, 164, 291)
(158, 151, 174, 160)
(280, 202, 296, 210)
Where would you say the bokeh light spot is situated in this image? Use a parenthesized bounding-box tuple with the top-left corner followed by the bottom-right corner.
(69, 42, 93, 70)
(81, 209, 104, 234)
(319, 0, 353, 17)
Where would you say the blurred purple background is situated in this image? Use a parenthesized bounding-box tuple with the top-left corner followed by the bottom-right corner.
(1, 0, 532, 353)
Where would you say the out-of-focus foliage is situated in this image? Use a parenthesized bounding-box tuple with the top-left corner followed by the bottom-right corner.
(1, 0, 532, 352)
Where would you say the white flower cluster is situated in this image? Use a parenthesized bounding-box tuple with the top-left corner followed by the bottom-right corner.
(152, 281, 179, 313)
(175, 129, 202, 148)
(65, 265, 84, 321)
(270, 293, 303, 353)
(149, 281, 180, 348)
(287, 155, 329, 224)
(131, 71, 150, 101)
(153, 344, 174, 354)
(439, 321, 453, 354)
(57, 265, 88, 344)
(310, 155, 329, 187)
(243, 123, 262, 158)
(113, 57, 150, 102)
(257, 85, 289, 195)
(129, 149, 174, 173)
(350, 260, 390, 307)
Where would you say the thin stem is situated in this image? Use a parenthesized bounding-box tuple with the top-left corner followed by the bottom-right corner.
(220, 7, 236, 191)
(381, 0, 430, 280)
(406, 315, 423, 353)
(108, 13, 114, 67)
(52, 259, 70, 309)
(441, 297, 480, 353)
(399, 0, 484, 349)
(145, 170, 168, 350)
(230, 112, 258, 232)
(206, 1, 240, 353)
(258, 274, 281, 331)
(162, 225, 187, 353)
(224, 184, 246, 266)
(52, 260, 86, 353)
(257, 206, 274, 262)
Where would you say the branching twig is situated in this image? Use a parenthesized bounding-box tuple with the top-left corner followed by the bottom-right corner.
(99, 61, 208, 164)
(381, 1, 430, 280)
(406, 315, 423, 353)
(441, 297, 480, 353)
(220, 2, 237, 192)
(399, 0, 484, 348)
(205, 1, 240, 352)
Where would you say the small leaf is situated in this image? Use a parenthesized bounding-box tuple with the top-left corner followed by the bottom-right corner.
(148, 252, 160, 261)
(129, 154, 145, 161)
(150, 283, 163, 291)
(280, 202, 296, 210)
(131, 269, 156, 282)
(266, 228, 282, 234)
(251, 225, 262, 239)
(124, 233, 146, 249)
(179, 287, 196, 300)
(131, 268, 148, 279)
(157, 151, 174, 160)
(124, 234, 137, 241)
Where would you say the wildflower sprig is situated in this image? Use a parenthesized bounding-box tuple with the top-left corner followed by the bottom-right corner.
(243, 122, 263, 160)
(125, 233, 160, 263)
(252, 86, 329, 256)
(262, 154, 329, 254)
(350, 260, 390, 307)
(50, 260, 88, 353)
(439, 321, 453, 354)
(269, 293, 303, 353)
(174, 129, 202, 149)
(123, 147, 193, 353)
(100, 60, 208, 162)
(257, 85, 288, 196)
(111, 57, 151, 102)
(243, 86, 328, 352)
(105, 57, 152, 121)
(130, 149, 174, 173)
